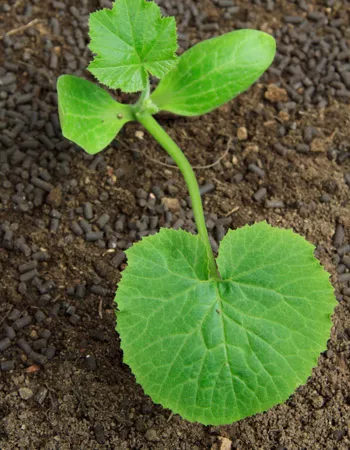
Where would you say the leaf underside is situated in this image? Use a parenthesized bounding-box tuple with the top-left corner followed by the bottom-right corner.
(57, 75, 133, 155)
(115, 222, 335, 425)
(151, 29, 276, 116)
(88, 0, 178, 92)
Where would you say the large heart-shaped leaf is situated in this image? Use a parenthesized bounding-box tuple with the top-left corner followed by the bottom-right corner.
(57, 75, 133, 154)
(151, 29, 276, 116)
(115, 222, 335, 425)
(88, 0, 178, 92)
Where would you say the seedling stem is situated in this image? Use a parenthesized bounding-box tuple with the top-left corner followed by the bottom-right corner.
(135, 110, 219, 279)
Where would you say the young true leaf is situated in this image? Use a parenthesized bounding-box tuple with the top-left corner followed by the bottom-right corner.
(151, 29, 276, 116)
(88, 0, 178, 93)
(116, 222, 335, 425)
(57, 75, 133, 154)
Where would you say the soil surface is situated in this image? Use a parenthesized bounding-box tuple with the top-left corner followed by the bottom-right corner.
(1, 0, 350, 449)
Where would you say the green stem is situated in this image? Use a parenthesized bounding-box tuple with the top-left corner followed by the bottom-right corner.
(135, 79, 150, 110)
(135, 112, 218, 279)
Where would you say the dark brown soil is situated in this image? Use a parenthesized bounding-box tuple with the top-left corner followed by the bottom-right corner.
(1, 1, 350, 449)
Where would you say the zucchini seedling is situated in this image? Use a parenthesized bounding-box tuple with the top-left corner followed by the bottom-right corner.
(57, 0, 335, 425)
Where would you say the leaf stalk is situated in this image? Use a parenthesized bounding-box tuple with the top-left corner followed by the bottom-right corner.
(134, 111, 219, 279)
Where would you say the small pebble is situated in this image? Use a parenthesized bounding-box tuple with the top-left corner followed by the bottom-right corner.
(30, 351, 47, 366)
(86, 231, 104, 242)
(237, 127, 248, 140)
(79, 219, 92, 233)
(32, 339, 47, 351)
(13, 315, 32, 330)
(337, 264, 346, 275)
(71, 221, 84, 236)
(66, 305, 76, 316)
(296, 143, 310, 153)
(4, 325, 16, 340)
(344, 173, 350, 187)
(97, 213, 110, 229)
(161, 197, 181, 212)
(333, 430, 346, 441)
(253, 187, 267, 201)
(339, 273, 350, 282)
(38, 294, 51, 306)
(19, 269, 38, 282)
(75, 284, 86, 299)
(85, 354, 97, 371)
(145, 429, 160, 442)
(266, 200, 285, 208)
(32, 251, 50, 261)
(248, 164, 265, 178)
(69, 314, 80, 325)
(91, 330, 109, 343)
(45, 346, 56, 360)
(18, 387, 34, 400)
(31, 177, 53, 192)
(83, 202, 93, 220)
(342, 255, 350, 269)
(320, 194, 332, 203)
(35, 387, 48, 405)
(39, 329, 52, 340)
(94, 423, 106, 444)
(199, 183, 215, 196)
(50, 303, 61, 316)
(17, 338, 32, 356)
(135, 418, 147, 433)
(91, 285, 108, 296)
(334, 224, 345, 248)
(50, 218, 60, 232)
(0, 360, 15, 371)
(209, 236, 219, 253)
(8, 308, 21, 321)
(284, 15, 304, 24)
(232, 173, 244, 183)
(337, 245, 350, 256)
(18, 260, 37, 273)
(108, 236, 118, 249)
(0, 338, 11, 352)
(274, 143, 288, 157)
(111, 251, 126, 268)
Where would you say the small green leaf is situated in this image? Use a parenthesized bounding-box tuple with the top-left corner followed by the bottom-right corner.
(151, 30, 276, 116)
(116, 223, 335, 425)
(57, 75, 133, 155)
(88, 0, 178, 92)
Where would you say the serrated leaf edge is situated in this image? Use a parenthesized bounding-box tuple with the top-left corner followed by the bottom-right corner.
(87, 0, 178, 92)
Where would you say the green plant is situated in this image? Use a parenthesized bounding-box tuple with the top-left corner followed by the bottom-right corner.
(57, 0, 336, 426)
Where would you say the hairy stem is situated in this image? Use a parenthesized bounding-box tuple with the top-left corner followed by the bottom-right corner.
(135, 112, 218, 279)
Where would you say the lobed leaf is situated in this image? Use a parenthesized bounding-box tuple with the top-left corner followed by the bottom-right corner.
(57, 75, 133, 155)
(151, 29, 276, 116)
(88, 0, 178, 92)
(115, 222, 335, 425)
